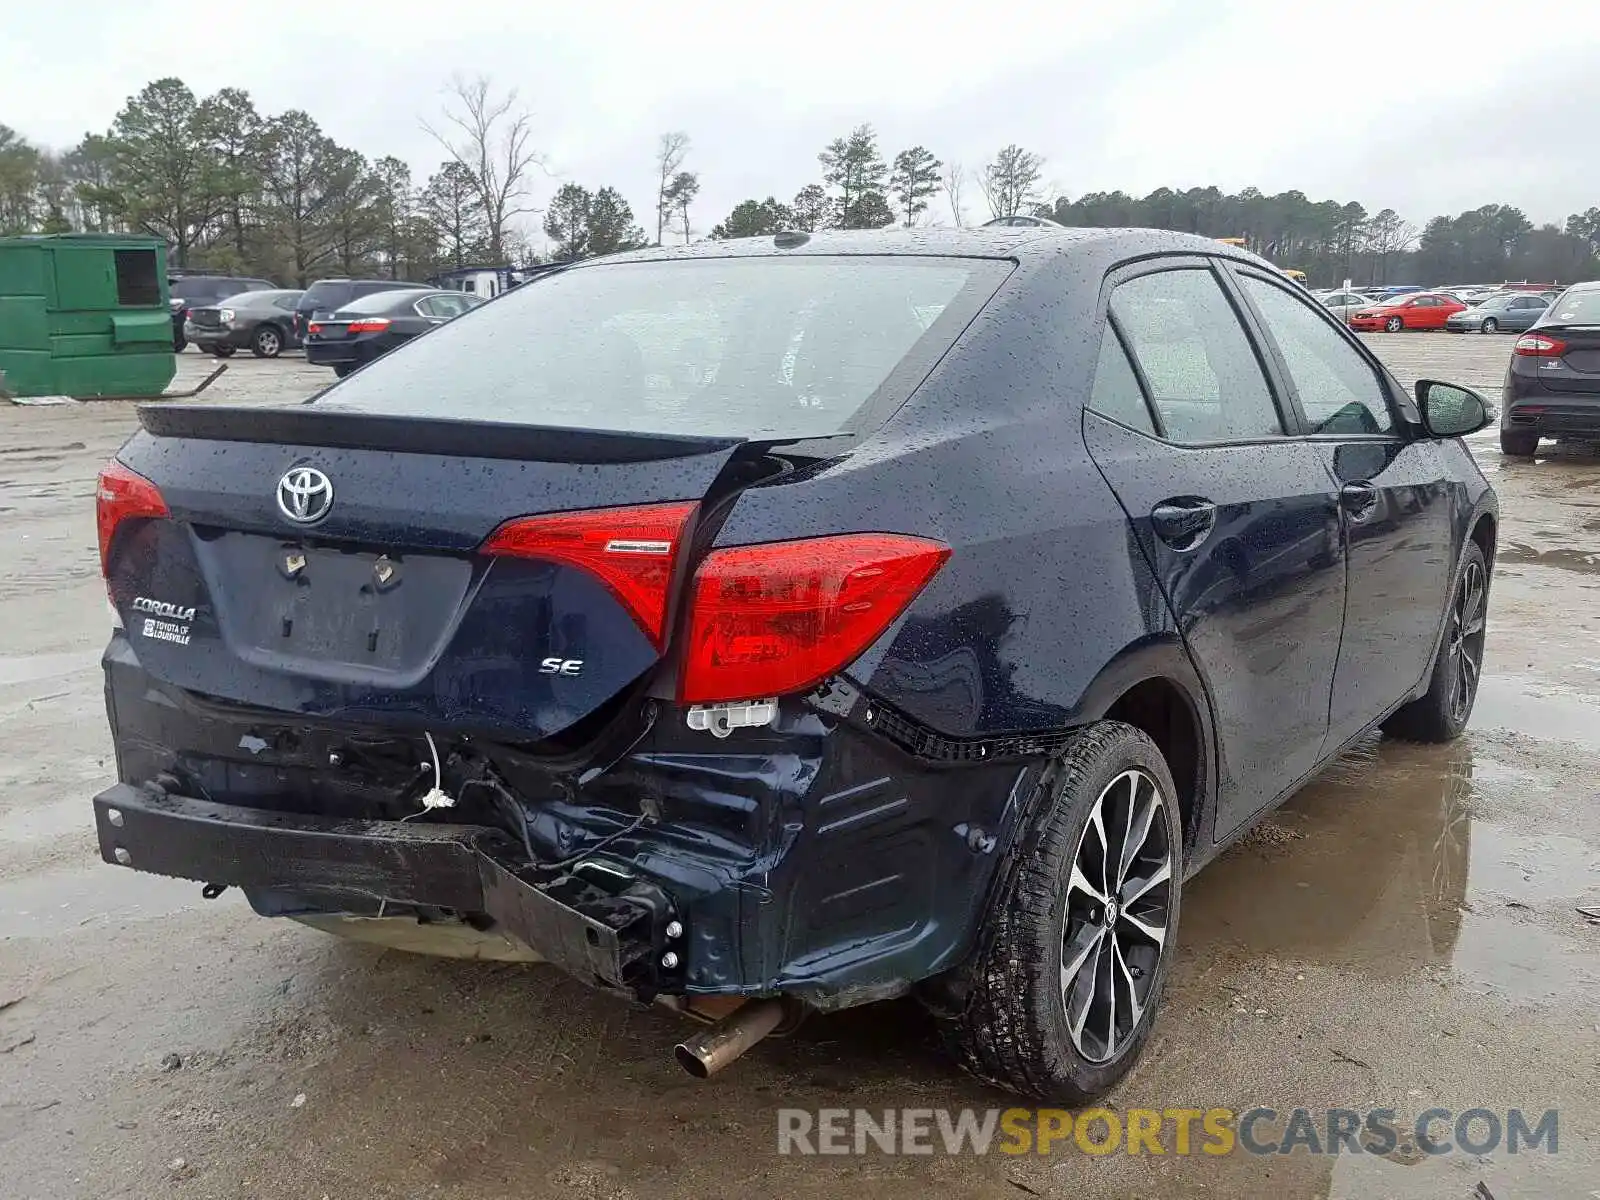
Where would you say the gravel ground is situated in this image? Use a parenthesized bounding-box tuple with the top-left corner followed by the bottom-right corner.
(1, 335, 1597, 1199)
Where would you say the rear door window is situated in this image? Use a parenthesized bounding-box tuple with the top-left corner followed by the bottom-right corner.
(1110, 267, 1284, 442)
(317, 256, 1012, 439)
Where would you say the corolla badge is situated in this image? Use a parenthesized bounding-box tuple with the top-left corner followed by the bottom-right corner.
(277, 466, 334, 524)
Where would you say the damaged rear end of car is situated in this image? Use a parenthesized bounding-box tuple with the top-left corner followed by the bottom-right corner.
(92, 242, 1041, 1072)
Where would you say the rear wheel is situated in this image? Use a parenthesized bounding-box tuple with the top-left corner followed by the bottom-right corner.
(1499, 430, 1538, 457)
(1383, 543, 1488, 743)
(946, 722, 1181, 1103)
(252, 325, 283, 358)
(1481, 317, 1498, 334)
(332, 364, 353, 378)
(1385, 316, 1404, 332)
(210, 345, 236, 358)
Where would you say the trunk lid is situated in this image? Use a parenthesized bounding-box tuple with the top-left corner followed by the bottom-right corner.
(1529, 325, 1600, 393)
(107, 404, 753, 742)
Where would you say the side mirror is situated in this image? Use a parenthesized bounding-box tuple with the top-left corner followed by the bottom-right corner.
(1415, 379, 1492, 438)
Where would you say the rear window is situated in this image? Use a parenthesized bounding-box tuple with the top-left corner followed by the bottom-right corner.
(316, 256, 1012, 438)
(302, 283, 353, 311)
(338, 290, 424, 315)
(1545, 291, 1600, 325)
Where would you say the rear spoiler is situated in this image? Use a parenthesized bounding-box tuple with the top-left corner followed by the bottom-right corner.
(136, 403, 852, 465)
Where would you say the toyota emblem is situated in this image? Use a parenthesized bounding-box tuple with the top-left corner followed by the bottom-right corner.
(276, 466, 334, 524)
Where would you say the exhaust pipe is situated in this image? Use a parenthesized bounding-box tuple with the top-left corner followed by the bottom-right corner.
(673, 998, 786, 1078)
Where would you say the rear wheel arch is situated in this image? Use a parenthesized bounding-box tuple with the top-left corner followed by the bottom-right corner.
(1073, 641, 1213, 860)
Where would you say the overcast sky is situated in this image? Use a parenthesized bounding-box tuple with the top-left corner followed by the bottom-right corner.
(5, 0, 1597, 249)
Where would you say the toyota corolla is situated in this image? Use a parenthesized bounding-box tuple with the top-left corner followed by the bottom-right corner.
(91, 228, 1497, 1103)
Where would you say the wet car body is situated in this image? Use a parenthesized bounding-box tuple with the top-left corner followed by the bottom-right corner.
(92, 229, 1498, 1099)
(1444, 290, 1550, 335)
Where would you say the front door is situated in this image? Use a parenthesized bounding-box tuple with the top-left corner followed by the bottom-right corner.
(1083, 261, 1347, 838)
(1231, 270, 1456, 748)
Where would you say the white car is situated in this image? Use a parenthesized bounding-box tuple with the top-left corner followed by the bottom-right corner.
(1319, 291, 1373, 323)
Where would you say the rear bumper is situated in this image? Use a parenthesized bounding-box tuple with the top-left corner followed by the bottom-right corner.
(303, 342, 364, 366)
(93, 782, 668, 988)
(183, 324, 250, 348)
(1503, 374, 1600, 436)
(98, 654, 1032, 1007)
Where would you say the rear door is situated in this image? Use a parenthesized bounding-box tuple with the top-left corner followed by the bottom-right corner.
(1082, 258, 1347, 838)
(1231, 268, 1456, 748)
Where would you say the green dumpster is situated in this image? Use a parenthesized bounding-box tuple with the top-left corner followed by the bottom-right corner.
(0, 233, 177, 398)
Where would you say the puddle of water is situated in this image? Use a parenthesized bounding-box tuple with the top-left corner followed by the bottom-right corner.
(0, 793, 89, 846)
(1497, 541, 1600, 575)
(1185, 738, 1599, 1006)
(0, 650, 100, 688)
(0, 864, 206, 938)
(1470, 674, 1600, 751)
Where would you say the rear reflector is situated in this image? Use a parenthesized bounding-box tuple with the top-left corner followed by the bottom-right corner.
(347, 318, 391, 333)
(678, 534, 950, 704)
(1514, 333, 1567, 357)
(96, 460, 169, 576)
(481, 502, 697, 647)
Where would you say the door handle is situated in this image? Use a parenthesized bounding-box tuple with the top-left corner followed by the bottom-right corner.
(1340, 482, 1380, 521)
(1150, 498, 1218, 549)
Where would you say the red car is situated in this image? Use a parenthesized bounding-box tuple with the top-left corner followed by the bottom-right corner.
(1348, 292, 1467, 332)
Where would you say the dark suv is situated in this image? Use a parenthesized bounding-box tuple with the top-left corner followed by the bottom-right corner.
(293, 279, 430, 344)
(91, 229, 1498, 1103)
(168, 274, 275, 351)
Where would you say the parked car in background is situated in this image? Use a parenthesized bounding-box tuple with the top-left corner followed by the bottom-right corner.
(168, 274, 275, 351)
(292, 278, 431, 344)
(304, 288, 485, 376)
(92, 228, 1498, 1105)
(1444, 291, 1549, 334)
(1500, 281, 1600, 456)
(1319, 291, 1372, 323)
(184, 289, 304, 358)
(1348, 292, 1467, 332)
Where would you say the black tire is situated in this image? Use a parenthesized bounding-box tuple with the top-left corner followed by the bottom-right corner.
(1382, 542, 1488, 744)
(251, 324, 284, 358)
(332, 364, 353, 379)
(210, 345, 236, 358)
(1499, 430, 1538, 457)
(173, 334, 186, 353)
(1481, 317, 1498, 334)
(945, 721, 1182, 1104)
(1385, 316, 1404, 332)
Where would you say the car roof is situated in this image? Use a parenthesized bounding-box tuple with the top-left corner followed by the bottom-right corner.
(583, 226, 1251, 268)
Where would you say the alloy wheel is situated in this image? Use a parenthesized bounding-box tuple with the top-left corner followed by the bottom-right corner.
(1448, 559, 1487, 725)
(1060, 769, 1173, 1063)
(259, 328, 280, 356)
(1386, 317, 1403, 332)
(1481, 318, 1497, 334)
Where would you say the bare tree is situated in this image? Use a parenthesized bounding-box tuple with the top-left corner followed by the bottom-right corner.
(654, 132, 690, 245)
(943, 161, 967, 228)
(423, 75, 542, 263)
(979, 145, 1044, 221)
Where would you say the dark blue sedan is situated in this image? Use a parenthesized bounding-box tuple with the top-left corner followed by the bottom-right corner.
(90, 228, 1496, 1103)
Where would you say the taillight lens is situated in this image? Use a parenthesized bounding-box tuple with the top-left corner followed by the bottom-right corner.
(678, 534, 950, 704)
(1514, 333, 1567, 357)
(96, 460, 169, 576)
(307, 322, 323, 335)
(348, 318, 391, 333)
(481, 502, 697, 647)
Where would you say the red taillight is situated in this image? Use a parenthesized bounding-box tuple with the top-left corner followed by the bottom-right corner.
(481, 502, 697, 647)
(348, 318, 391, 333)
(1514, 333, 1567, 357)
(678, 534, 950, 704)
(307, 322, 322, 335)
(96, 460, 169, 576)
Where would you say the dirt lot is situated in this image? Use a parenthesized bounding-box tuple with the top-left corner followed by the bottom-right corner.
(2, 338, 1597, 1199)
